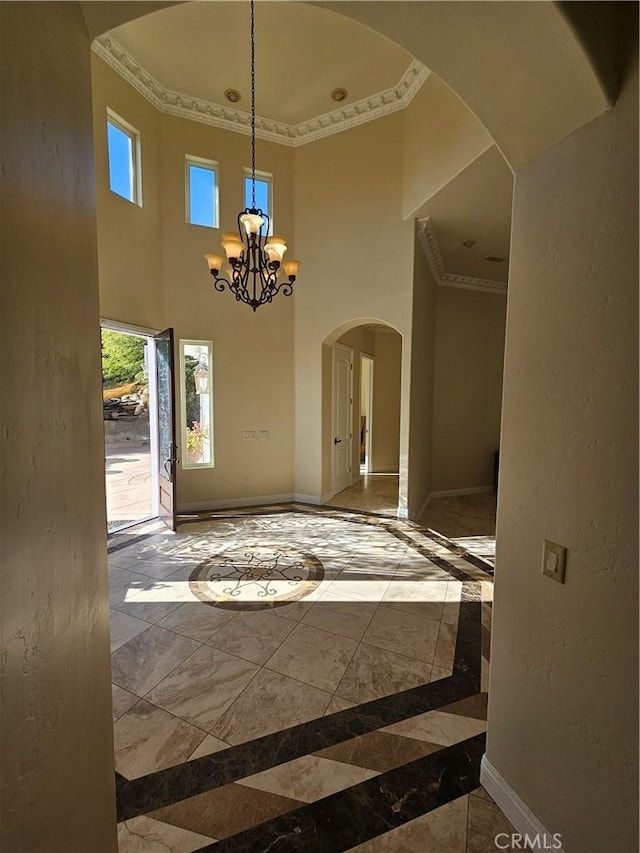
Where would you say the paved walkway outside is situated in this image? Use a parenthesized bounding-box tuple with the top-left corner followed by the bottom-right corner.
(105, 440, 153, 531)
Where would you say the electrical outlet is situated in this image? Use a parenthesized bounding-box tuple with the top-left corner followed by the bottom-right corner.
(259, 430, 269, 440)
(542, 540, 567, 584)
(243, 431, 256, 441)
(242, 478, 251, 488)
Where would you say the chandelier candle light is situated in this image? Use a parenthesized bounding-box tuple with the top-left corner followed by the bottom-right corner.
(205, 0, 300, 311)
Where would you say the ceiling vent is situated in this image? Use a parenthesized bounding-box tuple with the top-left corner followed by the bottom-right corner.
(485, 255, 507, 263)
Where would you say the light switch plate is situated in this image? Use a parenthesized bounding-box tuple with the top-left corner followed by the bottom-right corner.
(542, 540, 567, 583)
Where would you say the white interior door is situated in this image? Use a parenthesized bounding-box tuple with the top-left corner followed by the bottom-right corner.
(332, 343, 353, 495)
(361, 355, 374, 473)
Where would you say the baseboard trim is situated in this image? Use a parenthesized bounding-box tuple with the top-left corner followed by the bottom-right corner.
(480, 756, 565, 853)
(294, 493, 327, 505)
(179, 494, 294, 513)
(428, 486, 493, 500)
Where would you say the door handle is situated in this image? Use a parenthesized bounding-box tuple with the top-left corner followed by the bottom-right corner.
(163, 458, 173, 480)
(334, 437, 342, 445)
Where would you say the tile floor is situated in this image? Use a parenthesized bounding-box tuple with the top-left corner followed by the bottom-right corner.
(109, 504, 512, 851)
(326, 475, 497, 567)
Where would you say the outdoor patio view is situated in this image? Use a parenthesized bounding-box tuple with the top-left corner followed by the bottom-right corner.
(102, 329, 153, 531)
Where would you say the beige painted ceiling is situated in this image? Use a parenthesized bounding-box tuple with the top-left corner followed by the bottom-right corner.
(108, 1, 413, 126)
(417, 146, 513, 285)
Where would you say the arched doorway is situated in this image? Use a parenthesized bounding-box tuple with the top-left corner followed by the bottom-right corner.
(322, 322, 403, 516)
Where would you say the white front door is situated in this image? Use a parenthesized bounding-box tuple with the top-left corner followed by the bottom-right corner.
(332, 343, 353, 495)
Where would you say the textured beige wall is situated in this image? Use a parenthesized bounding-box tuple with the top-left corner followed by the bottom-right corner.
(158, 113, 295, 507)
(371, 331, 402, 474)
(407, 234, 438, 516)
(92, 58, 296, 508)
(0, 5, 116, 851)
(431, 288, 506, 493)
(488, 62, 638, 853)
(92, 55, 164, 330)
(293, 113, 414, 502)
(403, 74, 493, 219)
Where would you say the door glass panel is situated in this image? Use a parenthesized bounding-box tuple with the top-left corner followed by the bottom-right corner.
(156, 337, 172, 470)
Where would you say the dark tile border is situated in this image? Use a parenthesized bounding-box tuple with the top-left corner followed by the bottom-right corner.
(116, 589, 480, 821)
(192, 733, 486, 852)
(113, 504, 484, 825)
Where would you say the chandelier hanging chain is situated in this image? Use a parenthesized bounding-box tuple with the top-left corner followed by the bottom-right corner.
(203, 0, 300, 310)
(250, 0, 256, 209)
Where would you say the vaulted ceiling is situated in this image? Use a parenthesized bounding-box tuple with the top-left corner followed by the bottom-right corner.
(97, 1, 513, 288)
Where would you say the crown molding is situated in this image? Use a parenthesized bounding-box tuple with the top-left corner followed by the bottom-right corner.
(417, 218, 508, 294)
(92, 36, 429, 147)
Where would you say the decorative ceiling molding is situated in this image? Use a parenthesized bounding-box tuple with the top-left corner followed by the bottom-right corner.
(417, 218, 508, 294)
(92, 36, 430, 147)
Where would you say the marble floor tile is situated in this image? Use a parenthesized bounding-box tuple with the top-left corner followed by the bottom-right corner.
(115, 598, 183, 626)
(265, 622, 358, 692)
(114, 699, 206, 779)
(157, 602, 237, 643)
(336, 643, 431, 704)
(383, 709, 487, 746)
(188, 734, 231, 760)
(320, 577, 392, 604)
(109, 567, 155, 608)
(441, 693, 488, 721)
(210, 668, 332, 744)
(150, 782, 302, 840)
(112, 683, 139, 722)
(430, 664, 452, 680)
(315, 729, 441, 772)
(205, 609, 295, 664)
(270, 598, 316, 622)
(241, 754, 379, 803)
(324, 695, 355, 715)
(347, 792, 468, 852)
(111, 625, 201, 697)
(433, 620, 457, 671)
(300, 599, 377, 641)
(145, 646, 260, 731)
(109, 609, 150, 652)
(466, 790, 516, 853)
(117, 815, 216, 853)
(361, 605, 441, 663)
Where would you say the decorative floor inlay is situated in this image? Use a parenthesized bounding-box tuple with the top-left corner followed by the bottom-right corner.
(189, 544, 324, 610)
(107, 503, 510, 852)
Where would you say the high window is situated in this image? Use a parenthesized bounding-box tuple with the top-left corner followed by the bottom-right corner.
(106, 110, 141, 205)
(243, 169, 273, 233)
(186, 157, 219, 228)
(180, 340, 214, 469)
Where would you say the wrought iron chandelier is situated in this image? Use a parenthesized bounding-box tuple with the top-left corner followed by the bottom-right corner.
(205, 0, 300, 311)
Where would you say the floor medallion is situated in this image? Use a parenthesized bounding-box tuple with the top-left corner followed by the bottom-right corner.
(189, 542, 324, 610)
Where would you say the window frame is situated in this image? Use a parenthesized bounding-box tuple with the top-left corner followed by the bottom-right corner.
(185, 155, 220, 229)
(179, 339, 215, 471)
(106, 108, 142, 206)
(243, 168, 273, 234)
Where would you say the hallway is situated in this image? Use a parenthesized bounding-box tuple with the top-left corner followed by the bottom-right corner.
(109, 504, 512, 851)
(327, 476, 497, 567)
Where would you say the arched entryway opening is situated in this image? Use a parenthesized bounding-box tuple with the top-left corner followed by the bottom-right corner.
(322, 321, 403, 516)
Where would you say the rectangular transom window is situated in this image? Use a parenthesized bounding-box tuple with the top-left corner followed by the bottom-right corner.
(107, 110, 141, 205)
(186, 157, 219, 228)
(180, 340, 214, 469)
(243, 169, 272, 233)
